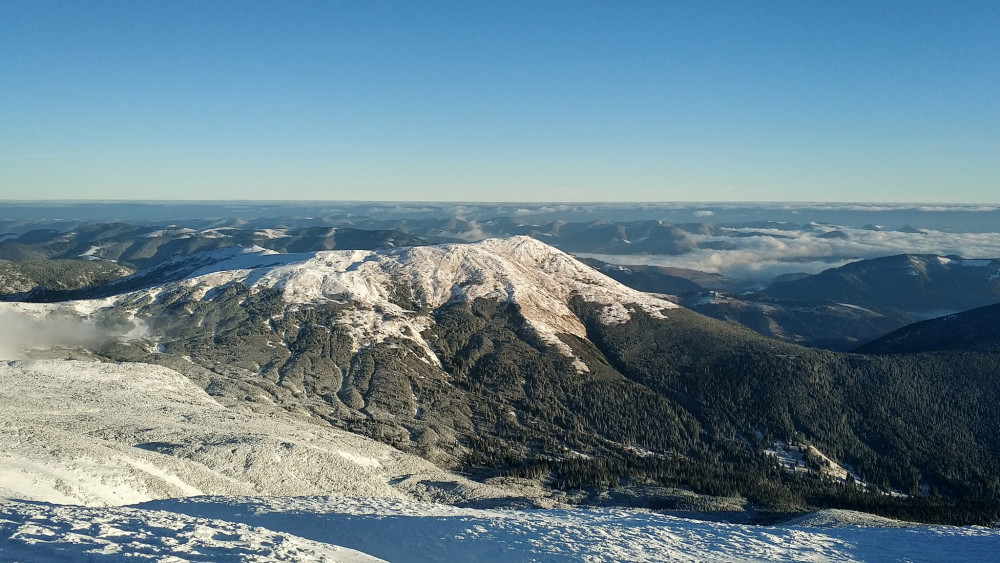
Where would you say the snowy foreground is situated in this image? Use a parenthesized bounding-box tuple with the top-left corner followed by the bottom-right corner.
(2, 359, 999, 561)
(4, 496, 1000, 562)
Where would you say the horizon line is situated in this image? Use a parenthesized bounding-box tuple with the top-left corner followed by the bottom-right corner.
(1, 199, 999, 207)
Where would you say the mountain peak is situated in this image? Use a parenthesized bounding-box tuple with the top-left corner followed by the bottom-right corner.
(82, 237, 675, 373)
(247, 237, 675, 369)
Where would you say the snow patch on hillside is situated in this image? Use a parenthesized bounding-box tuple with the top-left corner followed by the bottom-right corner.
(765, 441, 871, 491)
(254, 228, 289, 239)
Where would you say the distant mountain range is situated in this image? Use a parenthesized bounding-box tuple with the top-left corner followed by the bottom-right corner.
(762, 254, 1000, 312)
(4, 214, 973, 261)
(591, 254, 1000, 351)
(0, 223, 425, 267)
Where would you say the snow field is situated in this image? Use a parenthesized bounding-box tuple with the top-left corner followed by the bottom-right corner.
(0, 500, 384, 562)
(0, 360, 532, 507)
(4, 495, 998, 563)
(155, 496, 994, 563)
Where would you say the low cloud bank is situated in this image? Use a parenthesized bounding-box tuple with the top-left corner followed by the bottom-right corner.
(584, 227, 1000, 281)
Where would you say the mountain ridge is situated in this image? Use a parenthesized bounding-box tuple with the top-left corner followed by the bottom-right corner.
(762, 253, 1000, 312)
(855, 302, 1000, 354)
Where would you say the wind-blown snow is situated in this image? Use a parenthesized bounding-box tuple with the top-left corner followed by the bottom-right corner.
(5, 495, 997, 563)
(0, 302, 129, 361)
(0, 500, 384, 562)
(0, 359, 527, 507)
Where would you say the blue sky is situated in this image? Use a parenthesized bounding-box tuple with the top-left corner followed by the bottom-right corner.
(1, 1, 997, 202)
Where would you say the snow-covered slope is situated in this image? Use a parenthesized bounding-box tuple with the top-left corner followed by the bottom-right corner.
(0, 359, 529, 507)
(15, 359, 995, 563)
(0, 499, 385, 562)
(4, 496, 999, 563)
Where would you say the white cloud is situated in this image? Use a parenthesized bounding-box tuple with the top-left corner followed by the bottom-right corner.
(693, 210, 714, 217)
(0, 310, 143, 360)
(582, 226, 1000, 281)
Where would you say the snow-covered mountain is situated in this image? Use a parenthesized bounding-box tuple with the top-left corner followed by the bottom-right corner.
(3, 235, 676, 374)
(121, 236, 675, 367)
(0, 236, 682, 475)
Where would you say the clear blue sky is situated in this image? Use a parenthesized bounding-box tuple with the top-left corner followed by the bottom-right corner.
(1, 1, 997, 202)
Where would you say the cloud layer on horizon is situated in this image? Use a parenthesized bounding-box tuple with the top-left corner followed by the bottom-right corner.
(582, 226, 1000, 281)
